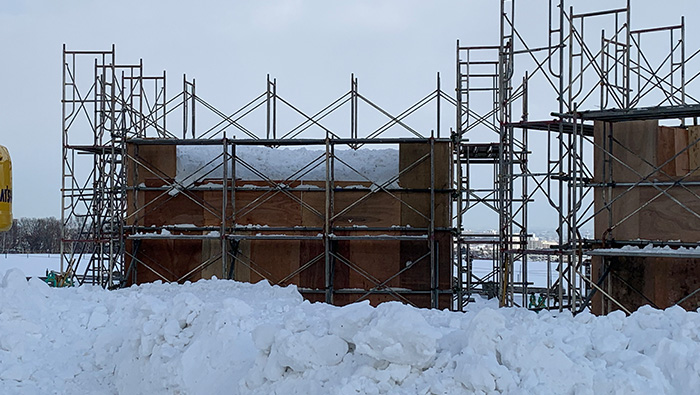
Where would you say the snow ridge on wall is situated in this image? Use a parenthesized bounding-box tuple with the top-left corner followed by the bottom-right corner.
(176, 146, 399, 185)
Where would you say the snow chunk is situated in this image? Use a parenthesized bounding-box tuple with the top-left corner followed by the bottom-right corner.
(352, 302, 440, 368)
(1, 268, 27, 289)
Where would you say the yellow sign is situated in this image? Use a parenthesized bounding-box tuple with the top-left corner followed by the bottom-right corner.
(0, 145, 12, 232)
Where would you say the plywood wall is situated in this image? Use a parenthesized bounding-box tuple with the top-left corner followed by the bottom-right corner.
(125, 141, 453, 309)
(592, 122, 700, 313)
(593, 122, 700, 242)
(591, 256, 700, 314)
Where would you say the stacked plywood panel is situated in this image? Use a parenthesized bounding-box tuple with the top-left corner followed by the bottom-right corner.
(592, 121, 700, 312)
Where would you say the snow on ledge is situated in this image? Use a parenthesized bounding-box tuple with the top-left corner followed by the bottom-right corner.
(177, 146, 399, 184)
(589, 244, 700, 258)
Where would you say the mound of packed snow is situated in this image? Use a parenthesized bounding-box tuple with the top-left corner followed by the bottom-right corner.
(177, 145, 399, 185)
(1, 268, 699, 394)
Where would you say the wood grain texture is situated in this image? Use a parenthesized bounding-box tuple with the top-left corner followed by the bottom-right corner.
(399, 142, 451, 189)
(249, 240, 301, 284)
(130, 239, 203, 284)
(592, 256, 700, 314)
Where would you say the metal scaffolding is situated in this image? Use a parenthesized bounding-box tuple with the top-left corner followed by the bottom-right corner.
(61, 46, 457, 307)
(455, 0, 700, 312)
(61, 0, 700, 312)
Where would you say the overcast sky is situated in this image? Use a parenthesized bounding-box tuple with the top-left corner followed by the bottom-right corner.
(1, 0, 698, 230)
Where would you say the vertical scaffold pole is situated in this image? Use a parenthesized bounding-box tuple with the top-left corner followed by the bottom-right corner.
(60, 44, 67, 275)
(455, 40, 465, 309)
(222, 135, 228, 277)
(430, 134, 437, 308)
(230, 140, 236, 279)
(324, 136, 333, 304)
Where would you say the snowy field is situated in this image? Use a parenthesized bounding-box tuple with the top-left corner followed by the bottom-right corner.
(470, 259, 562, 289)
(0, 254, 60, 278)
(1, 266, 699, 394)
(0, 254, 561, 288)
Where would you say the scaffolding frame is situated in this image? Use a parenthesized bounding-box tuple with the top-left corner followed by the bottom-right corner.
(62, 47, 457, 307)
(455, 0, 700, 312)
(61, 0, 700, 312)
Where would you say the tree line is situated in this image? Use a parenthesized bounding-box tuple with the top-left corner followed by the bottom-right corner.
(1, 217, 62, 254)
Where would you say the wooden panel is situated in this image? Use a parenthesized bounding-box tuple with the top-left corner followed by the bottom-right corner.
(234, 183, 302, 227)
(399, 141, 451, 189)
(606, 257, 649, 314)
(592, 122, 700, 314)
(436, 232, 453, 290)
(301, 181, 403, 228)
(300, 185, 326, 228)
(398, 141, 450, 229)
(592, 256, 700, 314)
(399, 232, 451, 291)
(593, 120, 657, 241)
(202, 189, 233, 227)
(609, 120, 658, 182)
(127, 143, 177, 227)
(132, 239, 202, 284)
(400, 192, 450, 229)
(689, 126, 700, 178)
(334, 190, 401, 227)
(249, 240, 300, 285)
(594, 122, 700, 241)
(142, 190, 205, 226)
(399, 240, 431, 291)
(673, 128, 690, 177)
(127, 143, 177, 185)
(657, 257, 700, 310)
(656, 126, 697, 180)
(233, 240, 252, 282)
(201, 238, 223, 280)
(126, 188, 146, 226)
(589, 257, 604, 315)
(638, 186, 700, 242)
(125, 142, 454, 311)
(337, 239, 401, 290)
(593, 186, 641, 241)
(657, 126, 681, 178)
(299, 240, 326, 289)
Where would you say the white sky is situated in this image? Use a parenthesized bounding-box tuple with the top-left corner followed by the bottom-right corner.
(1, 0, 698, 230)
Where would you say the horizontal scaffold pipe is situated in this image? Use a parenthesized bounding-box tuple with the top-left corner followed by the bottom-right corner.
(554, 104, 700, 122)
(126, 186, 456, 194)
(127, 137, 452, 146)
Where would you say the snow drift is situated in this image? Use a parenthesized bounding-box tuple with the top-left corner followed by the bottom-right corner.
(176, 145, 399, 185)
(0, 268, 699, 394)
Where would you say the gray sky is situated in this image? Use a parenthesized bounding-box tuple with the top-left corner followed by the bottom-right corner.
(1, 0, 698, 230)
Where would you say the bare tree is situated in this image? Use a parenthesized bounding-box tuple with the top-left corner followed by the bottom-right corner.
(0, 217, 63, 254)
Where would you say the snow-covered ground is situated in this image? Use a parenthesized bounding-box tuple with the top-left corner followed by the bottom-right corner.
(0, 254, 60, 278)
(0, 266, 699, 394)
(0, 254, 561, 289)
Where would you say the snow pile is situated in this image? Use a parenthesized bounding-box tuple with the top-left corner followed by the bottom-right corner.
(177, 146, 399, 185)
(1, 268, 700, 394)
